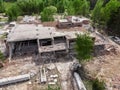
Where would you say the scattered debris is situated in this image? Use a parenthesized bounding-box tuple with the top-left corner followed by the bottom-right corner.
(40, 67, 47, 83)
(0, 74, 31, 86)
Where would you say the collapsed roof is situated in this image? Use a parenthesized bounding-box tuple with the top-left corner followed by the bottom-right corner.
(7, 24, 65, 42)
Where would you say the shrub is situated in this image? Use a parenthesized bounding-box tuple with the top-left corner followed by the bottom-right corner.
(92, 79, 105, 90)
(0, 51, 5, 61)
(75, 34, 94, 62)
(41, 6, 57, 22)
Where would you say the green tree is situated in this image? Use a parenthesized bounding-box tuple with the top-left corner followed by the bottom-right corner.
(73, 0, 90, 16)
(0, 51, 5, 61)
(92, 79, 105, 90)
(16, 0, 43, 15)
(75, 34, 94, 62)
(66, 1, 75, 15)
(6, 3, 22, 21)
(56, 0, 70, 13)
(91, 0, 104, 23)
(56, 0, 65, 13)
(107, 6, 120, 36)
(41, 6, 57, 22)
(102, 0, 120, 25)
(0, 0, 5, 13)
(81, 0, 90, 16)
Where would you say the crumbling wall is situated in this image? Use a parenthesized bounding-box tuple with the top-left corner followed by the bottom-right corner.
(13, 39, 38, 56)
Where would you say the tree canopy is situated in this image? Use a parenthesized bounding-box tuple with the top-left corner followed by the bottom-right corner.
(0, 51, 5, 61)
(0, 0, 5, 13)
(91, 0, 104, 23)
(92, 79, 105, 90)
(41, 6, 57, 22)
(6, 3, 22, 21)
(75, 34, 94, 62)
(102, 0, 120, 25)
(16, 0, 44, 15)
(91, 0, 120, 36)
(1, 0, 120, 36)
(72, 0, 90, 16)
(2, 0, 90, 21)
(107, 7, 120, 36)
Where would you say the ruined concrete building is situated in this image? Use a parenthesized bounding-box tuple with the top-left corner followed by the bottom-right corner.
(6, 24, 83, 61)
(6, 22, 109, 62)
(57, 16, 90, 29)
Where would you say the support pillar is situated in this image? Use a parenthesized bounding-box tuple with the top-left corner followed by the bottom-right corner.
(52, 37, 54, 46)
(66, 39, 69, 53)
(18, 42, 22, 51)
(37, 39, 41, 63)
(8, 43, 13, 62)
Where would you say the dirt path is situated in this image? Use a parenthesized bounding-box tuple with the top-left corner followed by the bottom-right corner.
(85, 48, 120, 90)
(55, 62, 73, 90)
(84, 30, 120, 90)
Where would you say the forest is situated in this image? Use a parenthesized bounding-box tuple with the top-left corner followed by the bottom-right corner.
(0, 0, 120, 36)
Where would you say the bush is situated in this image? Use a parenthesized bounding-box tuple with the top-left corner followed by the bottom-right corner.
(92, 79, 105, 90)
(0, 51, 5, 61)
(0, 0, 5, 13)
(6, 3, 22, 21)
(75, 34, 94, 62)
(17, 0, 43, 15)
(41, 6, 57, 22)
(47, 85, 60, 90)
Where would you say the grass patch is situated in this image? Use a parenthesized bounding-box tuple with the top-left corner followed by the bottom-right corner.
(4, 2, 15, 11)
(83, 80, 93, 90)
(0, 51, 5, 62)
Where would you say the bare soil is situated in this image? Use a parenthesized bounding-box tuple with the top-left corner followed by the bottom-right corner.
(85, 40, 120, 90)
(0, 57, 73, 90)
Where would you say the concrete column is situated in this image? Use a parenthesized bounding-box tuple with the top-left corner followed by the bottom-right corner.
(66, 39, 69, 53)
(52, 38, 54, 46)
(37, 39, 41, 58)
(18, 42, 22, 50)
(8, 43, 13, 62)
(37, 39, 43, 64)
(52, 37, 55, 56)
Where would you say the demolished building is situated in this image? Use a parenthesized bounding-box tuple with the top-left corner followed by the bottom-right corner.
(6, 24, 84, 62)
(6, 23, 109, 62)
(57, 16, 90, 29)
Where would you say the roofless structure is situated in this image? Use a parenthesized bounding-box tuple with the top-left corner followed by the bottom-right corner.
(7, 24, 83, 61)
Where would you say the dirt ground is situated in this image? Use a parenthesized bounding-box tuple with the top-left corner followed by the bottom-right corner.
(85, 39, 120, 90)
(0, 57, 74, 90)
(55, 62, 73, 90)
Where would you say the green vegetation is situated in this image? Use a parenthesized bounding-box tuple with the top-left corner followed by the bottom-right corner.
(91, 0, 104, 24)
(0, 0, 5, 13)
(41, 6, 57, 22)
(91, 0, 120, 35)
(47, 85, 60, 90)
(72, 0, 90, 16)
(0, 0, 120, 36)
(0, 51, 5, 61)
(75, 34, 94, 62)
(6, 3, 22, 21)
(101, 0, 120, 25)
(17, 0, 43, 15)
(83, 80, 93, 90)
(92, 79, 105, 90)
(92, 0, 120, 26)
(1, 0, 90, 21)
(107, 6, 120, 36)
(83, 79, 105, 90)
